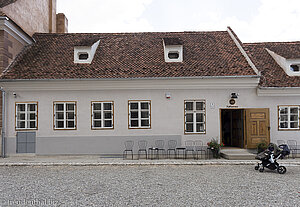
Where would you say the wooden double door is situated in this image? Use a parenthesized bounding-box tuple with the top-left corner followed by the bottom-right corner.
(221, 108, 270, 149)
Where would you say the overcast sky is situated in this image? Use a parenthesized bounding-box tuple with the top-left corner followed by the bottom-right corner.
(57, 0, 300, 43)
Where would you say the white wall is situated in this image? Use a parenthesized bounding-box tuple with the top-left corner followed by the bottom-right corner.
(2, 78, 300, 154)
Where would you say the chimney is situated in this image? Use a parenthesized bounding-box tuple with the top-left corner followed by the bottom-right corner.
(56, 13, 68, 33)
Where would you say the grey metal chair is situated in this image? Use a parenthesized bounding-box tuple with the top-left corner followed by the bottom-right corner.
(138, 140, 147, 159)
(194, 140, 206, 159)
(185, 140, 195, 159)
(287, 140, 299, 159)
(155, 140, 166, 159)
(277, 140, 285, 145)
(167, 140, 177, 158)
(123, 140, 134, 160)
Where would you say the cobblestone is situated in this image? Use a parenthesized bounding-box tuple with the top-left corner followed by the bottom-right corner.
(0, 165, 299, 206)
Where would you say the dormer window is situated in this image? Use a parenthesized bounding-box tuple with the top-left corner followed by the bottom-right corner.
(163, 38, 183, 63)
(290, 64, 300, 72)
(74, 39, 100, 64)
(78, 52, 89, 60)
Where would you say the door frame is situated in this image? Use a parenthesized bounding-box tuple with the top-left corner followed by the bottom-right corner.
(220, 108, 270, 149)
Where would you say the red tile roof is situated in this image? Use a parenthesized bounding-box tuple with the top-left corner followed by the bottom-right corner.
(0, 31, 257, 80)
(0, 0, 17, 8)
(244, 42, 300, 87)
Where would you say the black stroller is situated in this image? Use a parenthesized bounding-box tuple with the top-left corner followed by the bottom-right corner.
(255, 143, 290, 174)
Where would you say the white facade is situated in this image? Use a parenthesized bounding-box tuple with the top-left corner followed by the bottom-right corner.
(1, 77, 300, 155)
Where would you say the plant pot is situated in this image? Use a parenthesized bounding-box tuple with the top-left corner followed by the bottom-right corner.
(211, 148, 220, 158)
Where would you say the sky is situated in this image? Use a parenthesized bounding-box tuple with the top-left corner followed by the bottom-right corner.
(57, 0, 300, 43)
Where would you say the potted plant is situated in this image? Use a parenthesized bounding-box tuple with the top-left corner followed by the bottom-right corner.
(207, 138, 224, 158)
(257, 141, 268, 154)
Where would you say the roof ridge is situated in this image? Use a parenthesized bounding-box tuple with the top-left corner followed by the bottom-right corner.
(32, 30, 229, 36)
(245, 41, 300, 45)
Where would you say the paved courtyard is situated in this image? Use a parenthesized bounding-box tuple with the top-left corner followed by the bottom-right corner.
(0, 165, 299, 206)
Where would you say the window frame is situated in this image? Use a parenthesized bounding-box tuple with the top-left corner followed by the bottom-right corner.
(91, 101, 114, 130)
(128, 100, 151, 129)
(15, 102, 38, 131)
(278, 105, 300, 131)
(184, 100, 206, 134)
(53, 101, 77, 130)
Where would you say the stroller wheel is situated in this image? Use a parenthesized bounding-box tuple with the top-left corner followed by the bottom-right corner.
(255, 166, 259, 170)
(277, 166, 286, 174)
(259, 168, 264, 172)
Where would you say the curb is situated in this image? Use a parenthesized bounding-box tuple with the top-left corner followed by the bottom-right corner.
(0, 161, 300, 166)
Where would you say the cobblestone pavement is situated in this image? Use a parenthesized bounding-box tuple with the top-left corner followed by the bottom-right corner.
(0, 165, 299, 207)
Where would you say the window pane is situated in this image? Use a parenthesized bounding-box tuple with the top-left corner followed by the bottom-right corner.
(196, 102, 204, 110)
(131, 120, 138, 127)
(130, 103, 138, 110)
(29, 113, 36, 120)
(290, 107, 298, 114)
(104, 120, 112, 127)
(67, 121, 75, 128)
(18, 121, 25, 128)
(196, 123, 204, 132)
(280, 122, 288, 128)
(94, 112, 101, 119)
(280, 108, 288, 114)
(17, 104, 25, 112)
(141, 120, 149, 127)
(93, 103, 101, 110)
(186, 123, 193, 132)
(280, 115, 288, 121)
(185, 102, 193, 110)
(290, 115, 298, 121)
(67, 103, 74, 111)
(141, 102, 149, 109)
(290, 122, 298, 128)
(186, 113, 193, 122)
(19, 113, 25, 120)
(56, 104, 64, 111)
(28, 104, 36, 111)
(67, 112, 74, 119)
(56, 121, 64, 128)
(56, 112, 64, 119)
(141, 111, 149, 118)
(130, 111, 138, 119)
(104, 111, 112, 119)
(94, 120, 101, 127)
(29, 121, 36, 128)
(196, 113, 204, 122)
(103, 103, 112, 110)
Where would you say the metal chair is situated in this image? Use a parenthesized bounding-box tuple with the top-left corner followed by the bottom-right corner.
(287, 140, 299, 159)
(167, 140, 177, 158)
(155, 140, 166, 159)
(123, 140, 134, 160)
(185, 140, 195, 159)
(194, 140, 206, 159)
(277, 140, 285, 145)
(138, 140, 147, 159)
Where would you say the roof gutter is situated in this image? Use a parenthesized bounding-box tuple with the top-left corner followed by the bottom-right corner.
(0, 75, 260, 82)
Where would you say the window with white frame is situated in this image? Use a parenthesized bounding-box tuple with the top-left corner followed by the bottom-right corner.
(129, 101, 151, 128)
(184, 100, 206, 133)
(54, 102, 76, 129)
(16, 102, 38, 130)
(278, 106, 300, 130)
(91, 101, 114, 129)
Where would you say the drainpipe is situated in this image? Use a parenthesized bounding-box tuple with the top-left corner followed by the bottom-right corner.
(1, 87, 5, 158)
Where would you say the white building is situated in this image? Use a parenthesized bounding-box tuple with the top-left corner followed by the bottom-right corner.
(0, 27, 299, 155)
